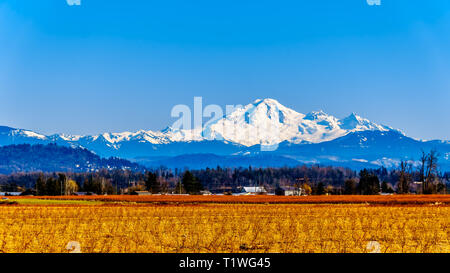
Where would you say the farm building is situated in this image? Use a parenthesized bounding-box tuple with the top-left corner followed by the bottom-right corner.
(240, 186, 267, 195)
(0, 192, 22, 196)
(275, 186, 302, 196)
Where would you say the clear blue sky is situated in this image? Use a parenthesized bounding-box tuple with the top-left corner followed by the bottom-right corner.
(0, 0, 449, 140)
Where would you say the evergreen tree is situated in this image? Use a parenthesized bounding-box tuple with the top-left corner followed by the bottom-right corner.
(358, 169, 380, 195)
(36, 173, 46, 196)
(316, 182, 325, 195)
(83, 176, 93, 193)
(344, 179, 357, 195)
(45, 177, 60, 196)
(182, 171, 203, 194)
(145, 172, 160, 193)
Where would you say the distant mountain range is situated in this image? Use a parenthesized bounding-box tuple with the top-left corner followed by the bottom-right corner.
(1, 98, 449, 171)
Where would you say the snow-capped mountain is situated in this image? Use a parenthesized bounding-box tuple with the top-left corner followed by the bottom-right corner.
(203, 98, 394, 146)
(0, 98, 448, 170)
(0, 98, 396, 148)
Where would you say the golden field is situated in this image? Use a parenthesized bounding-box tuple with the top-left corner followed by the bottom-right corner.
(11, 194, 450, 204)
(0, 199, 449, 253)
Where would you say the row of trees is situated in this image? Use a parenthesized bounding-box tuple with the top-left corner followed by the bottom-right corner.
(341, 150, 447, 195)
(36, 173, 79, 196)
(35, 173, 117, 196)
(144, 170, 203, 194)
(343, 170, 381, 195)
(31, 170, 203, 196)
(392, 149, 444, 194)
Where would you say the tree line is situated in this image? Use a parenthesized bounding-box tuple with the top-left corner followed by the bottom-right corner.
(0, 150, 448, 195)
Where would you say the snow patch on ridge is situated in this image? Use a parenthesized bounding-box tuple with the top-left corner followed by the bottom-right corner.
(20, 130, 47, 140)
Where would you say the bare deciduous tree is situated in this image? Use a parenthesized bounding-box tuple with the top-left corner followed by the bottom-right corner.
(397, 160, 412, 194)
(420, 149, 440, 194)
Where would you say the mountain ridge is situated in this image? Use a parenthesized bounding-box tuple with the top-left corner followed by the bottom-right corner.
(1, 98, 448, 170)
(0, 98, 404, 147)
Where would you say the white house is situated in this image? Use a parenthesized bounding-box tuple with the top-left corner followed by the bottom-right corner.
(241, 186, 267, 195)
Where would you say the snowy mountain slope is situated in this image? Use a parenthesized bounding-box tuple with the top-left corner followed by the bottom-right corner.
(0, 126, 49, 145)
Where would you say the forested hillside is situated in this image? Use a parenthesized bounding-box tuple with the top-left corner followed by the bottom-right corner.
(0, 144, 144, 174)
